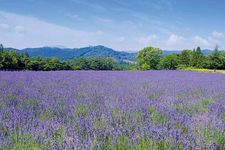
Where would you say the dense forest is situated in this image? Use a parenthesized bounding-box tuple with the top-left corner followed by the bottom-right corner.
(0, 44, 225, 71)
(137, 46, 225, 70)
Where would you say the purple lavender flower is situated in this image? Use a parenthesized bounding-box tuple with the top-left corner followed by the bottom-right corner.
(0, 70, 225, 149)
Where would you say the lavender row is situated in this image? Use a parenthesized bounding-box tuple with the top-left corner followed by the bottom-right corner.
(0, 71, 224, 149)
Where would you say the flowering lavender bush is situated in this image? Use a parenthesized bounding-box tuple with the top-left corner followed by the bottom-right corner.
(0, 71, 224, 149)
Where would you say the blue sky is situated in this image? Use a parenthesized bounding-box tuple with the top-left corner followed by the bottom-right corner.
(0, 0, 225, 51)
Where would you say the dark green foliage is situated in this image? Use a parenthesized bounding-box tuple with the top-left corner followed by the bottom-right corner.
(138, 46, 225, 70)
(159, 54, 179, 70)
(26, 57, 44, 71)
(0, 49, 22, 70)
(4, 46, 213, 62)
(27, 57, 71, 71)
(207, 46, 225, 70)
(42, 57, 71, 71)
(191, 47, 205, 68)
(0, 45, 3, 69)
(20, 52, 30, 69)
(72, 57, 117, 70)
(0, 48, 71, 71)
(0, 44, 136, 71)
(1, 44, 129, 71)
(2, 43, 225, 71)
(178, 49, 193, 67)
(0, 45, 31, 70)
(115, 62, 137, 70)
(137, 47, 162, 70)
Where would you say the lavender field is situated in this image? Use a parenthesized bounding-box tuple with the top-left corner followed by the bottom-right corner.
(0, 71, 225, 150)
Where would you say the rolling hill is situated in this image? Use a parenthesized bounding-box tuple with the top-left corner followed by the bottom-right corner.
(5, 45, 214, 62)
(6, 45, 136, 62)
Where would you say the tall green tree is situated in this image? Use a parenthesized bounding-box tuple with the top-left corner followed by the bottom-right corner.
(208, 46, 225, 70)
(137, 46, 162, 70)
(72, 58, 90, 70)
(178, 50, 193, 67)
(192, 47, 204, 68)
(19, 52, 30, 69)
(0, 44, 3, 68)
(43, 57, 61, 71)
(1, 50, 21, 70)
(160, 54, 179, 70)
(0, 44, 3, 53)
(27, 57, 44, 71)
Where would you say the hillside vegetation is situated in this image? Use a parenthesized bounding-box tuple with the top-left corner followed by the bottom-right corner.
(1, 44, 225, 71)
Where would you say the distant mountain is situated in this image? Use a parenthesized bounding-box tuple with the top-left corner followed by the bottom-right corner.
(162, 50, 181, 55)
(5, 46, 215, 62)
(6, 45, 137, 62)
(201, 49, 214, 56)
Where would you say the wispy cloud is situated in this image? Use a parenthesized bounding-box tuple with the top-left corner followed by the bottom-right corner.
(96, 17, 113, 23)
(193, 31, 225, 49)
(65, 13, 83, 21)
(0, 11, 104, 49)
(0, 11, 155, 51)
(212, 31, 224, 39)
(0, 23, 10, 29)
(166, 34, 185, 46)
(137, 34, 158, 45)
(194, 36, 210, 47)
(70, 0, 106, 12)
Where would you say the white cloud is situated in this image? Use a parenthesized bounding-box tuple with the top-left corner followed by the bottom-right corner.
(14, 25, 25, 36)
(212, 31, 224, 39)
(0, 23, 10, 29)
(166, 34, 184, 45)
(118, 37, 125, 42)
(137, 34, 157, 45)
(0, 11, 105, 49)
(1, 11, 225, 51)
(0, 11, 151, 51)
(95, 30, 104, 35)
(194, 36, 210, 47)
(194, 33, 224, 49)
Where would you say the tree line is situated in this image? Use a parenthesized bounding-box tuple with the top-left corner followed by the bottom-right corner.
(137, 46, 225, 70)
(1, 43, 225, 71)
(0, 44, 130, 71)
